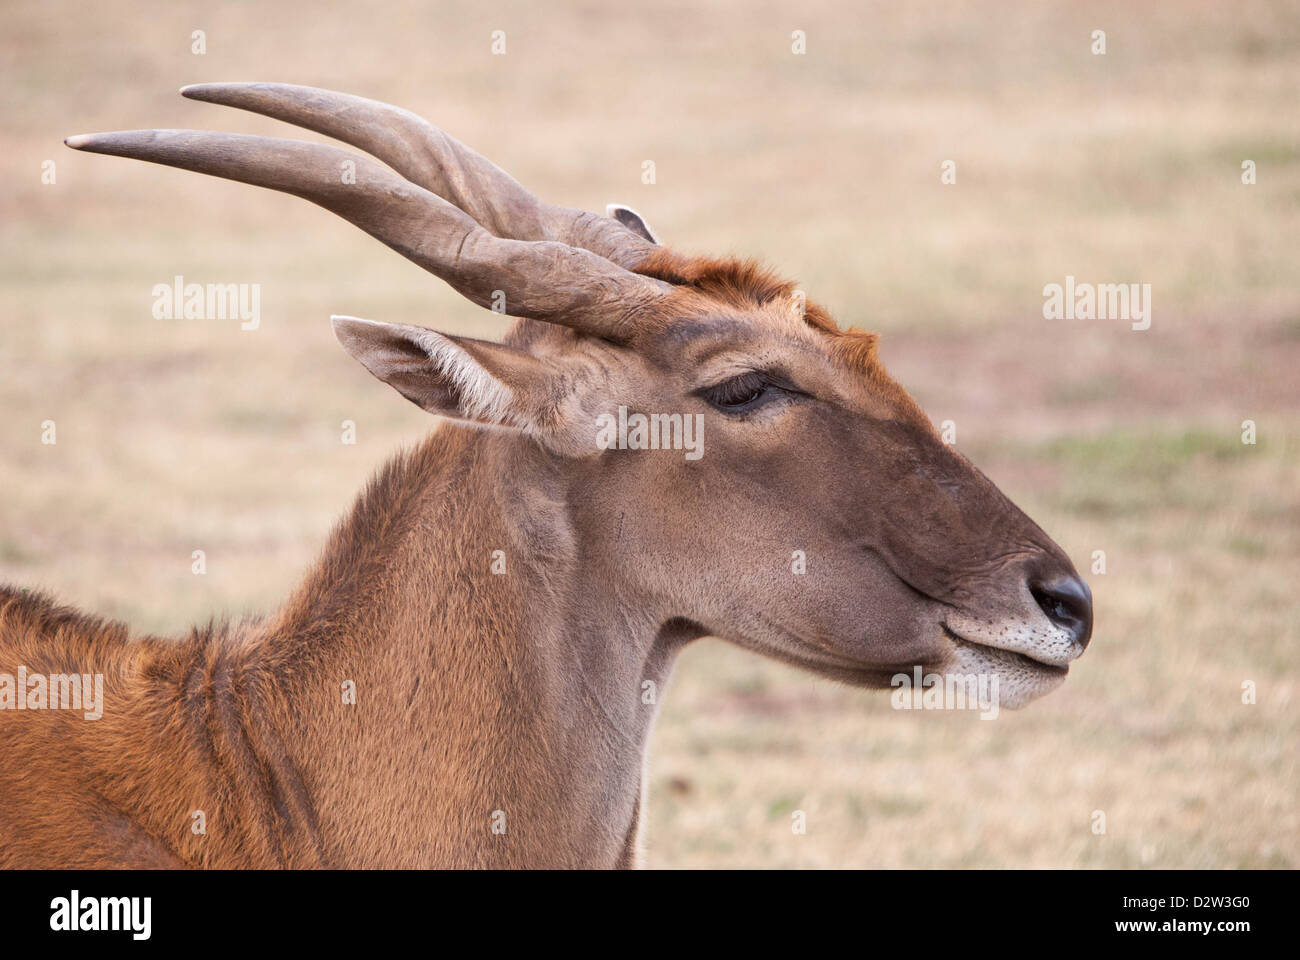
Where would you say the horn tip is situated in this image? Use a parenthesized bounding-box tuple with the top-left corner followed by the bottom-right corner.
(181, 82, 248, 101)
(64, 134, 92, 150)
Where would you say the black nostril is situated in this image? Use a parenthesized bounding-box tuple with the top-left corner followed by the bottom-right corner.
(1030, 575, 1093, 648)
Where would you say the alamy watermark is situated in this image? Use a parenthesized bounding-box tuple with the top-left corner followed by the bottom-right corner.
(1043, 275, 1151, 330)
(152, 275, 260, 330)
(595, 406, 704, 460)
(0, 667, 104, 720)
(890, 666, 1000, 719)
(50, 890, 150, 940)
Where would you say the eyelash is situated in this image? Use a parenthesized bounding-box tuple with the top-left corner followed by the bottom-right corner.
(701, 372, 779, 413)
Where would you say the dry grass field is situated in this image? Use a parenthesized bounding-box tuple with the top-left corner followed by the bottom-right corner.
(2, 0, 1297, 867)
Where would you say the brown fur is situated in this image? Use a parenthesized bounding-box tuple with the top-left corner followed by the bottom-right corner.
(635, 248, 916, 410)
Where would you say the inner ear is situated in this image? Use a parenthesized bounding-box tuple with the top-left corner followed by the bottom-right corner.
(606, 203, 660, 245)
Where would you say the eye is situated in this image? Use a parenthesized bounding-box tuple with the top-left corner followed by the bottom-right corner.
(701, 372, 773, 413)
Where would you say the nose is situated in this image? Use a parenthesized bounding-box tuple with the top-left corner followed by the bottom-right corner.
(1030, 574, 1093, 649)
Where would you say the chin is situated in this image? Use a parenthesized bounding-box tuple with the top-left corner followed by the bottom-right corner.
(937, 638, 1069, 710)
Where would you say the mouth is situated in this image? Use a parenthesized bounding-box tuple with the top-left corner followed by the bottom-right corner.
(941, 624, 1069, 676)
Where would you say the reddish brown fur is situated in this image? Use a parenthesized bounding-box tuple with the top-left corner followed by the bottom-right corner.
(1, 424, 564, 867)
(635, 248, 925, 419)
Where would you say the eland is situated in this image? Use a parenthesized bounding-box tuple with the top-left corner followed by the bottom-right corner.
(0, 83, 1093, 868)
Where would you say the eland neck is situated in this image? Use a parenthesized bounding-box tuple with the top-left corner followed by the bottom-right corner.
(263, 424, 683, 867)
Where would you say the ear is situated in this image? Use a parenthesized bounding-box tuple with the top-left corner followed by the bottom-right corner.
(605, 203, 660, 244)
(331, 315, 555, 434)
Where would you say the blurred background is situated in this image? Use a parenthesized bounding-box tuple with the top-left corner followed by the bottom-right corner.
(1, 0, 1296, 867)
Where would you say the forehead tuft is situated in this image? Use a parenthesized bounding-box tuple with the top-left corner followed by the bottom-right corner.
(637, 249, 800, 310)
(635, 249, 925, 421)
(637, 249, 881, 373)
